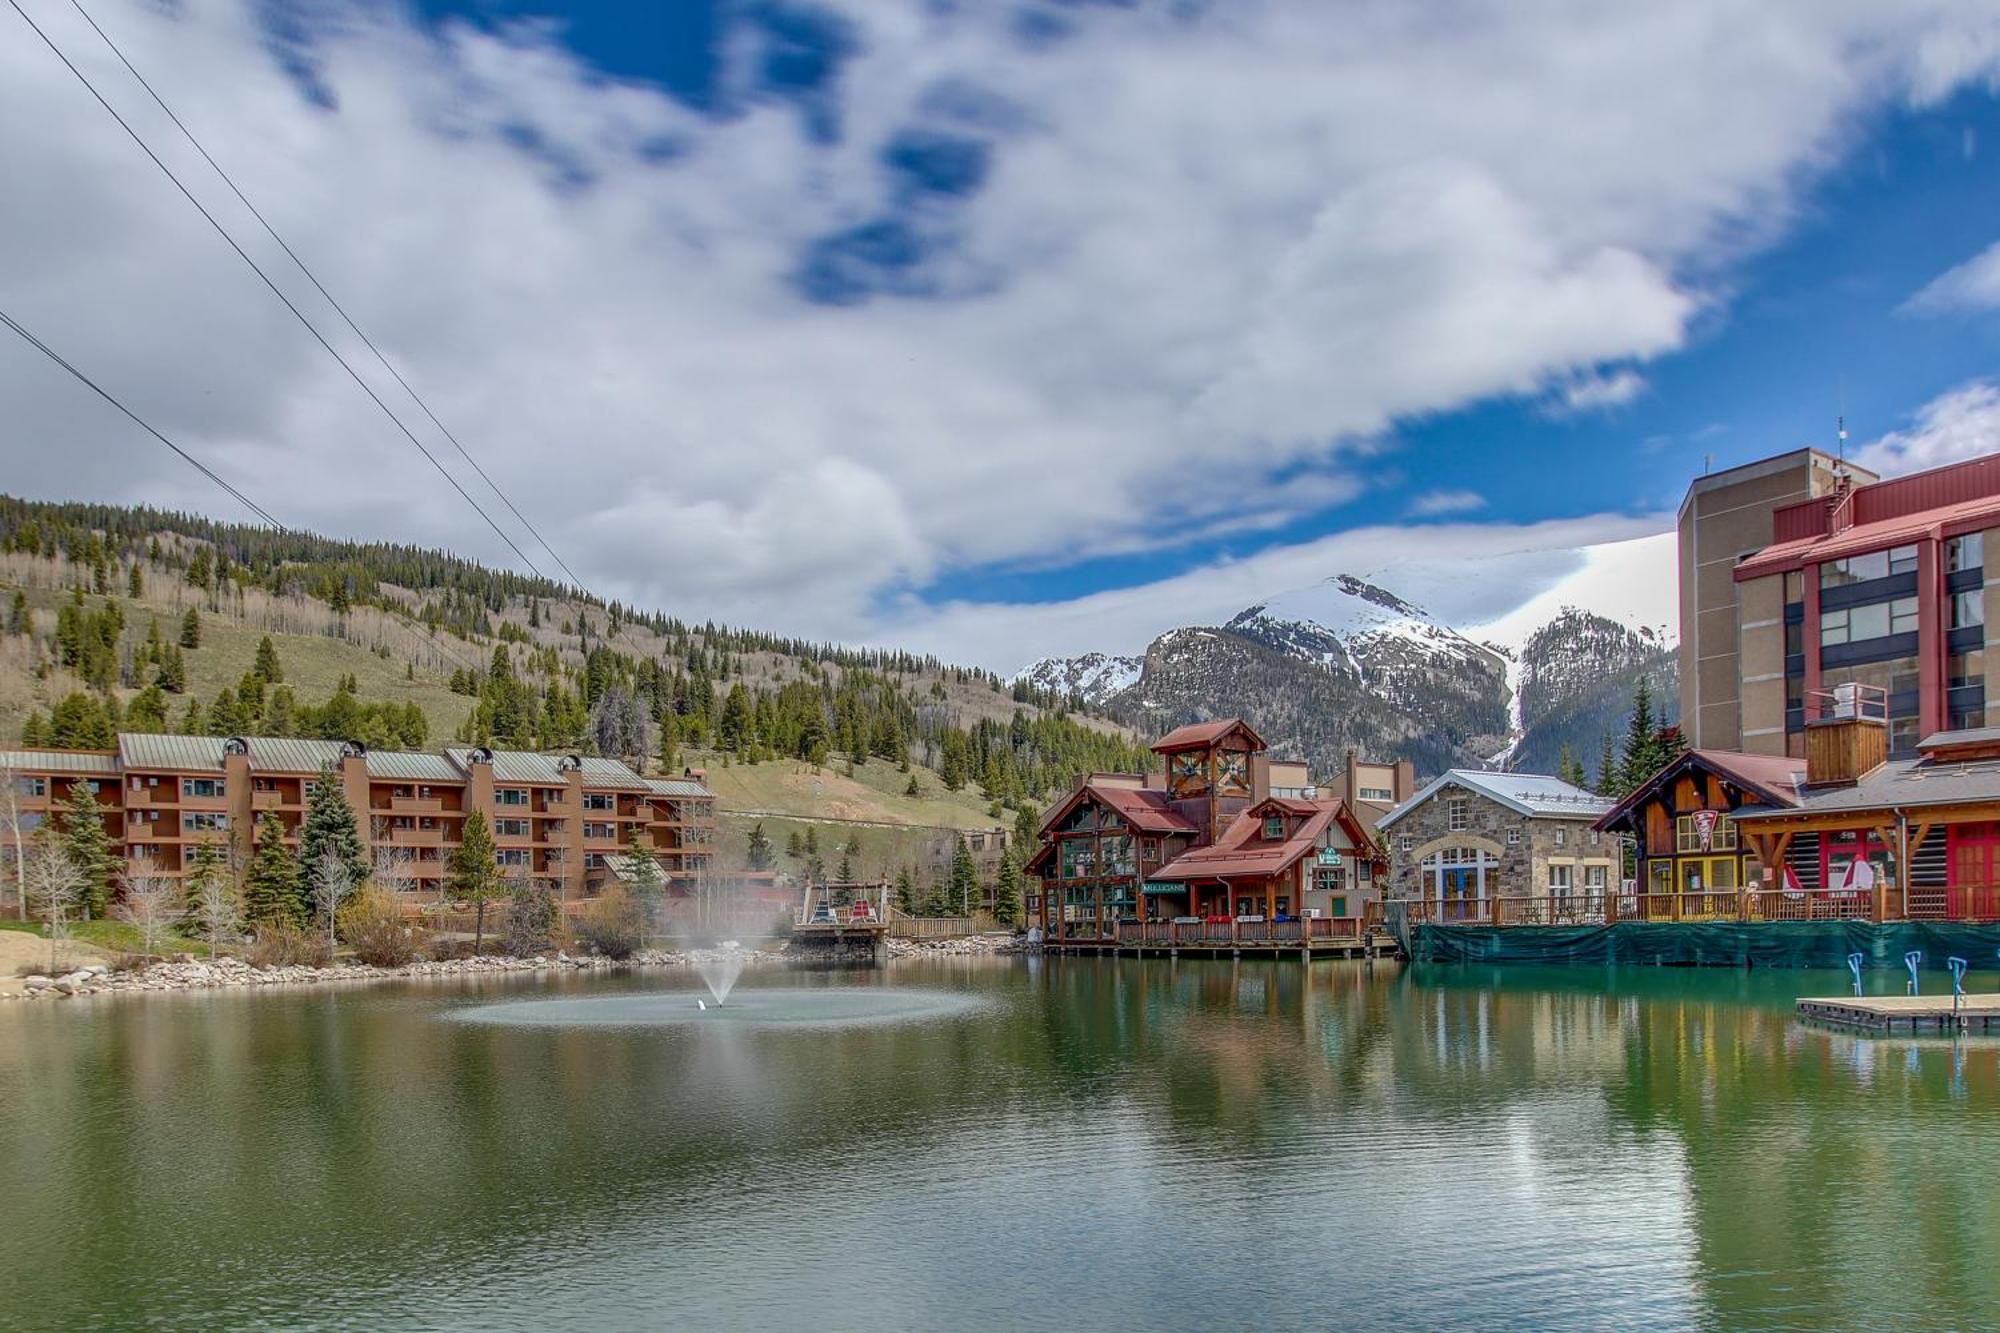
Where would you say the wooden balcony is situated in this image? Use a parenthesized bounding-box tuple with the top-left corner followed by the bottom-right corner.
(252, 789, 285, 810)
(386, 826, 444, 848)
(1390, 885, 1960, 928)
(386, 794, 445, 815)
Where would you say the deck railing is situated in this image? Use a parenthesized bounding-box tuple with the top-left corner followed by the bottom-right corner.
(1068, 917, 1365, 946)
(1393, 882, 2000, 928)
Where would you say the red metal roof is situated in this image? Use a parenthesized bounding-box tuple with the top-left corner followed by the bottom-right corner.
(1037, 781, 1201, 839)
(1150, 718, 1266, 753)
(1739, 451, 2000, 580)
(1595, 749, 1805, 832)
(1150, 798, 1347, 882)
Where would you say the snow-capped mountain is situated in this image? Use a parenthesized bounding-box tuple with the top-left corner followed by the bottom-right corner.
(1018, 570, 1675, 778)
(1016, 651, 1144, 707)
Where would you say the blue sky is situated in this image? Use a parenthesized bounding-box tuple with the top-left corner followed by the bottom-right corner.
(7, 1, 2000, 668)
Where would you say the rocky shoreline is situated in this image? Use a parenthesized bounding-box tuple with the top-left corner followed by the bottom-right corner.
(6, 936, 1024, 1000)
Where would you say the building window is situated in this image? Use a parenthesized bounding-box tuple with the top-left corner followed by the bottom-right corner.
(584, 822, 616, 840)
(1948, 533, 1984, 572)
(1585, 865, 1608, 890)
(1553, 828, 1567, 847)
(1549, 864, 1573, 893)
(1821, 546, 1917, 588)
(18, 777, 46, 798)
(582, 792, 615, 811)
(1263, 814, 1285, 840)
(1447, 799, 1468, 832)
(496, 788, 529, 807)
(182, 811, 227, 832)
(1953, 591, 1986, 631)
(1399, 835, 1413, 852)
(1330, 896, 1349, 917)
(496, 819, 529, 837)
(1359, 786, 1393, 802)
(1820, 598, 1918, 647)
(1784, 569, 1804, 604)
(1675, 814, 1737, 853)
(1141, 837, 1159, 861)
(1589, 829, 1601, 847)
(181, 777, 222, 798)
(1950, 650, 1987, 690)
(498, 849, 528, 867)
(1506, 828, 1522, 845)
(1358, 861, 1372, 882)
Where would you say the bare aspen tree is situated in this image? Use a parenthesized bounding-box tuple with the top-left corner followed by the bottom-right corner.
(312, 850, 354, 951)
(0, 761, 27, 921)
(115, 875, 180, 958)
(25, 842, 81, 938)
(190, 874, 241, 961)
(371, 842, 415, 900)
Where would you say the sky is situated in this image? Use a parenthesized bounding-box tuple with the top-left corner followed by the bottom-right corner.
(5, 1, 2000, 673)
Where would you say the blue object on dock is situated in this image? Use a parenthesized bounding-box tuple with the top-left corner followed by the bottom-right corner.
(1905, 950, 1924, 995)
(1847, 951, 1865, 996)
(1949, 956, 1968, 997)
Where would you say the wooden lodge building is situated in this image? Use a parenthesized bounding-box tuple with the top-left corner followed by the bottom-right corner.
(1028, 719, 1409, 951)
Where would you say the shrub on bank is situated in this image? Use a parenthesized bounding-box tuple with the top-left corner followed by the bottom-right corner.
(504, 877, 562, 957)
(338, 891, 430, 967)
(248, 920, 332, 969)
(574, 887, 642, 960)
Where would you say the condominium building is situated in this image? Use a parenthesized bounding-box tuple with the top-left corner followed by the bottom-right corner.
(1, 733, 716, 900)
(1682, 447, 2000, 758)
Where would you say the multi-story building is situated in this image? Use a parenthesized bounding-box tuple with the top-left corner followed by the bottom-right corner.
(1682, 447, 2000, 759)
(1028, 720, 1401, 935)
(0, 733, 717, 902)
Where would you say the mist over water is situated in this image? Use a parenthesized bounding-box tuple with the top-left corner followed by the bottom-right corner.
(4, 960, 1999, 1331)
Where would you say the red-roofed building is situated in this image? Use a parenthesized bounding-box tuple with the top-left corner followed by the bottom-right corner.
(1029, 719, 1400, 943)
(1683, 446, 2000, 761)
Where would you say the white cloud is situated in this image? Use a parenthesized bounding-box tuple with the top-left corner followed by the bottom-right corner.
(3, 0, 1998, 662)
(881, 511, 1670, 673)
(1904, 240, 2000, 312)
(1407, 489, 1486, 517)
(1851, 379, 2000, 478)
(1546, 367, 1649, 416)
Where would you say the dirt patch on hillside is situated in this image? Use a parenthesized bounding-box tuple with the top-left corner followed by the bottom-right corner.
(0, 931, 116, 996)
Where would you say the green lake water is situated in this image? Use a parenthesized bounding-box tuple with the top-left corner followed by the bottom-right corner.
(3, 957, 1998, 1331)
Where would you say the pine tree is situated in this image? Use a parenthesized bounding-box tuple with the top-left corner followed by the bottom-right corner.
(179, 607, 201, 649)
(252, 635, 285, 685)
(299, 766, 368, 890)
(1597, 734, 1618, 796)
(836, 850, 854, 882)
(59, 780, 115, 920)
(9, 589, 30, 636)
(180, 840, 226, 927)
(993, 847, 1023, 926)
(785, 829, 804, 860)
(1620, 679, 1660, 792)
(746, 822, 775, 871)
(450, 810, 502, 951)
(904, 772, 921, 798)
(128, 563, 144, 598)
(894, 864, 917, 914)
(244, 810, 304, 927)
(950, 838, 978, 916)
(155, 643, 187, 693)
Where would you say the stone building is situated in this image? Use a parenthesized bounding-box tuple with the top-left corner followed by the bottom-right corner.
(1378, 770, 1616, 917)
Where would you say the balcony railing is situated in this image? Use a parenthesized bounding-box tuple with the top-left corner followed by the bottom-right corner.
(1389, 884, 1985, 927)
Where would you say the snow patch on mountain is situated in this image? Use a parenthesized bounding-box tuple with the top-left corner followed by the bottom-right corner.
(1016, 650, 1143, 706)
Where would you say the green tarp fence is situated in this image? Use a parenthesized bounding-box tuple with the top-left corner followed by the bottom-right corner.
(1410, 921, 2000, 969)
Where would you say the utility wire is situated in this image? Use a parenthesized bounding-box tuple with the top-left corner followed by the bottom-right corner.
(0, 304, 285, 529)
(63, 0, 589, 593)
(6, 0, 554, 584)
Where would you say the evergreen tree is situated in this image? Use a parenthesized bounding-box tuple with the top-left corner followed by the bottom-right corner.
(180, 840, 226, 927)
(993, 846, 1023, 926)
(8, 589, 29, 636)
(128, 563, 144, 598)
(179, 607, 201, 648)
(504, 875, 559, 956)
(299, 765, 368, 890)
(450, 810, 502, 951)
(746, 822, 775, 871)
(718, 683, 754, 753)
(904, 772, 921, 798)
(1596, 734, 1618, 796)
(59, 780, 115, 919)
(785, 829, 804, 860)
(1620, 679, 1661, 792)
(244, 810, 304, 927)
(625, 850, 665, 944)
(252, 635, 285, 685)
(47, 692, 115, 748)
(894, 865, 917, 915)
(126, 684, 169, 732)
(836, 850, 854, 882)
(155, 643, 187, 693)
(949, 837, 978, 916)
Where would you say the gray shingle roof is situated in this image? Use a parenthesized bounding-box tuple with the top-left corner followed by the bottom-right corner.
(446, 748, 571, 786)
(118, 733, 226, 772)
(0, 748, 121, 776)
(1379, 768, 1613, 829)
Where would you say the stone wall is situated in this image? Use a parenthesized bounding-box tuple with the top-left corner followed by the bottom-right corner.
(1385, 785, 1617, 900)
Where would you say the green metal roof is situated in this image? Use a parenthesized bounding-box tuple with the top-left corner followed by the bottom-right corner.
(647, 777, 715, 799)
(365, 750, 463, 783)
(246, 737, 349, 774)
(578, 758, 650, 792)
(118, 733, 226, 772)
(446, 747, 571, 786)
(0, 748, 120, 776)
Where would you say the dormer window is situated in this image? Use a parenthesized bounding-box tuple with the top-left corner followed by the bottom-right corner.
(1263, 814, 1285, 840)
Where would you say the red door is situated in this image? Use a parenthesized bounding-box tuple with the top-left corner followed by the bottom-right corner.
(1947, 825, 2000, 920)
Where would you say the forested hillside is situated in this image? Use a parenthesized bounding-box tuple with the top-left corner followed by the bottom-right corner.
(0, 497, 1148, 872)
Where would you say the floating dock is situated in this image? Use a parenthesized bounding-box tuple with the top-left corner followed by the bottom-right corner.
(1796, 994, 2000, 1033)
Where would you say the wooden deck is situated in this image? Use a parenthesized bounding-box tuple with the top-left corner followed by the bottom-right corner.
(1796, 994, 2000, 1034)
(1044, 922, 1399, 961)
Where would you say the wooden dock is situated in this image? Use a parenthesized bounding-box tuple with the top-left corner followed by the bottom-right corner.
(1044, 933, 1400, 962)
(1796, 993, 2000, 1034)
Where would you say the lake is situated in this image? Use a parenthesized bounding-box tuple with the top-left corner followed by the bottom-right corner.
(2, 957, 1996, 1331)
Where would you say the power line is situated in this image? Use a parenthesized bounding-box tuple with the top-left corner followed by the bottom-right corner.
(62, 0, 590, 592)
(0, 304, 284, 529)
(6, 0, 555, 584)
